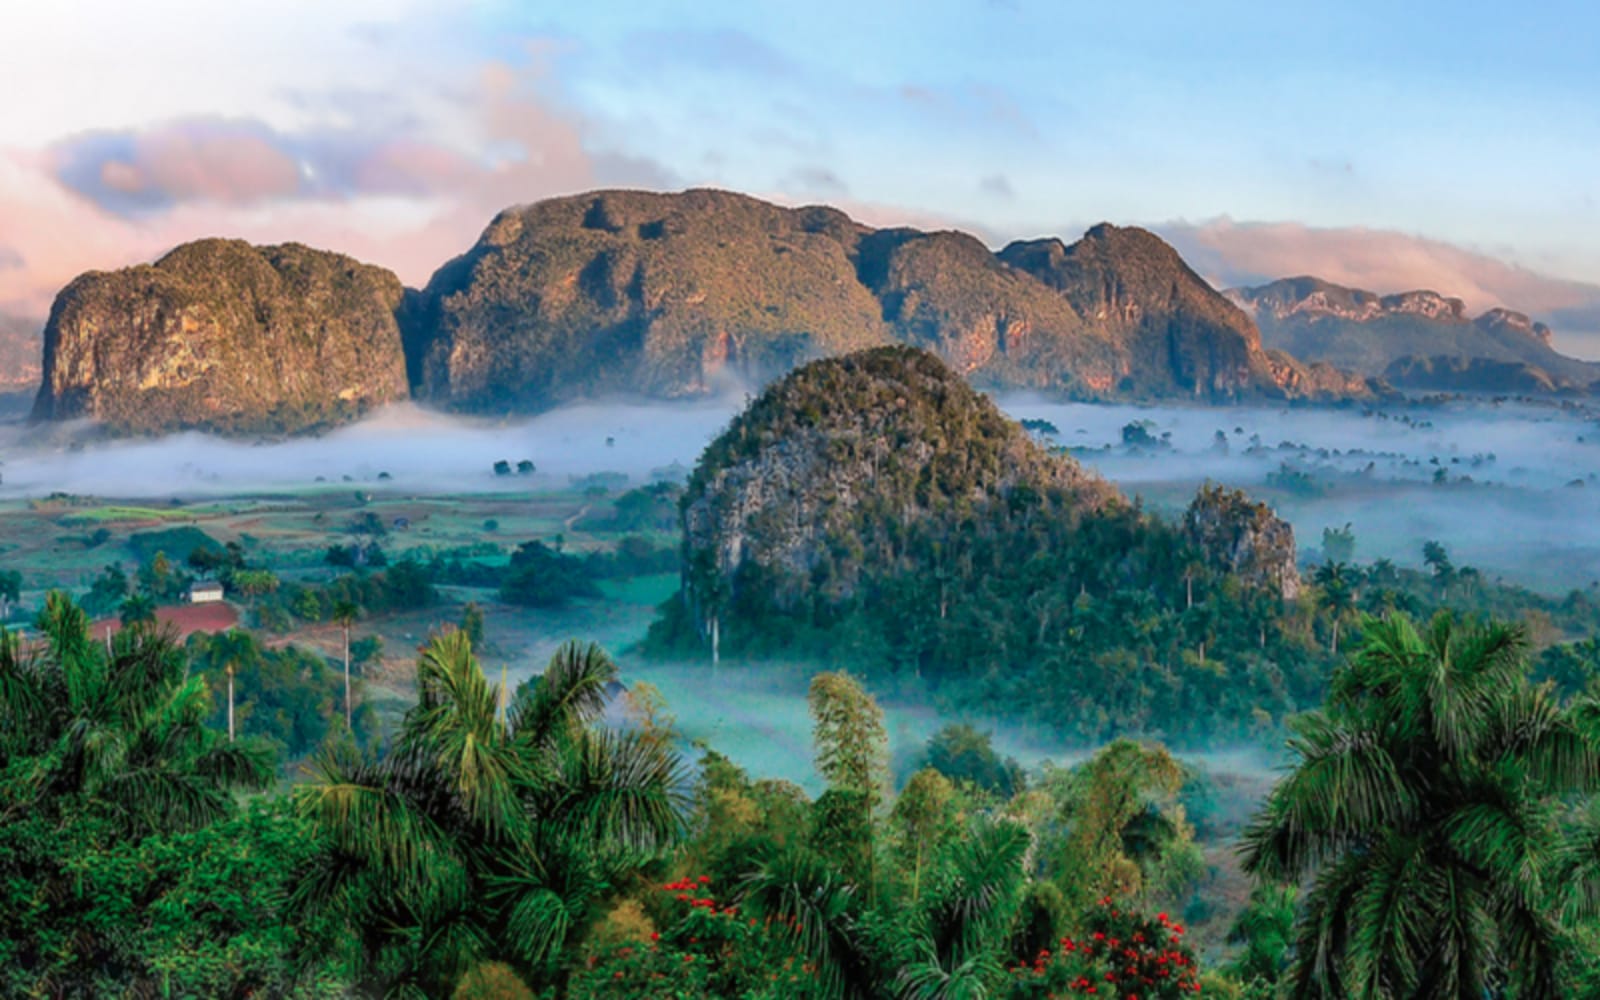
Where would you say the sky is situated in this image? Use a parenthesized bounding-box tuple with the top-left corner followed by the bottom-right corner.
(2, 0, 1598, 352)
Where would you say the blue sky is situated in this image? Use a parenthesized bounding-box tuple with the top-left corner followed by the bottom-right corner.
(1, 0, 1597, 348)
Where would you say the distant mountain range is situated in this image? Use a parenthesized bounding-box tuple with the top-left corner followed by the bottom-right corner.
(19, 188, 1595, 436)
(0, 311, 42, 392)
(1228, 276, 1600, 394)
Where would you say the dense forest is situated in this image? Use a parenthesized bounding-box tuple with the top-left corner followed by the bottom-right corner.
(6, 594, 1600, 997)
(647, 348, 1600, 747)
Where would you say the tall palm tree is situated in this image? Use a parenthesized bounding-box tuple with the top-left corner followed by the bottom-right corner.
(0, 591, 272, 835)
(1241, 612, 1600, 998)
(330, 599, 359, 729)
(293, 632, 687, 996)
(1312, 561, 1356, 655)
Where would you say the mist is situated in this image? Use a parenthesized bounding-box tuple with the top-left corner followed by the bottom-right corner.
(0, 397, 744, 499)
(3, 390, 1598, 591)
(1000, 394, 1600, 591)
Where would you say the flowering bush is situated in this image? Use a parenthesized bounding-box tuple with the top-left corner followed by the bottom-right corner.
(1001, 898, 1203, 999)
(569, 876, 823, 1000)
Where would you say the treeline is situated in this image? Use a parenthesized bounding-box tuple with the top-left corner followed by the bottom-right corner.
(652, 528, 1600, 747)
(7, 596, 1600, 996)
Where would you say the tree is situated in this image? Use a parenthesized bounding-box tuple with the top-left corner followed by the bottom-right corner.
(293, 635, 686, 995)
(807, 671, 888, 896)
(460, 601, 485, 650)
(0, 569, 18, 622)
(0, 591, 273, 834)
(0, 596, 298, 997)
(923, 723, 1024, 798)
(331, 599, 359, 729)
(137, 550, 176, 599)
(1241, 612, 1600, 998)
(232, 569, 280, 599)
(118, 592, 157, 627)
(1226, 883, 1298, 987)
(83, 563, 129, 616)
(1312, 561, 1356, 655)
(1321, 523, 1356, 564)
(1042, 739, 1199, 917)
(1422, 539, 1455, 589)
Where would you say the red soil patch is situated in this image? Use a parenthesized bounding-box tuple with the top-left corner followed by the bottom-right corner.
(86, 602, 241, 644)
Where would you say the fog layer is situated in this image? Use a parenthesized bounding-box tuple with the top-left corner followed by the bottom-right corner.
(3, 393, 1597, 590)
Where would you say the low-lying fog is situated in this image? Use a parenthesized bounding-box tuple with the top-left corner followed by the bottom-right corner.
(3, 392, 1598, 591)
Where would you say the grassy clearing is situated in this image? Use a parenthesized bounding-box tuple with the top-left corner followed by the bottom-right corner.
(56, 506, 195, 524)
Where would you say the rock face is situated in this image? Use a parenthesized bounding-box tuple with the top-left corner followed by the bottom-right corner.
(1183, 484, 1300, 601)
(32, 240, 408, 435)
(408, 189, 1362, 411)
(997, 225, 1281, 398)
(680, 346, 1119, 612)
(1229, 276, 1596, 394)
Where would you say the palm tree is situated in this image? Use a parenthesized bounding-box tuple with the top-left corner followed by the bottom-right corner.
(206, 628, 258, 745)
(1312, 561, 1355, 655)
(293, 632, 687, 996)
(0, 591, 272, 835)
(331, 599, 359, 729)
(1241, 612, 1600, 998)
(118, 592, 157, 627)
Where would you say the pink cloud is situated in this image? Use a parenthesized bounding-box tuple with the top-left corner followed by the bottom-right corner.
(1158, 217, 1600, 357)
(120, 125, 304, 203)
(0, 59, 674, 314)
(1161, 218, 1600, 318)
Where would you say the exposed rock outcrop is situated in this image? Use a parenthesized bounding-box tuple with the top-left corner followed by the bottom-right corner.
(680, 345, 1118, 611)
(1183, 483, 1300, 600)
(32, 240, 408, 435)
(407, 189, 1364, 411)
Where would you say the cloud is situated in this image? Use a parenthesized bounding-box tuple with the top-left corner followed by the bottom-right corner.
(1158, 217, 1600, 356)
(53, 119, 306, 213)
(784, 166, 847, 196)
(0, 56, 675, 314)
(979, 173, 1014, 200)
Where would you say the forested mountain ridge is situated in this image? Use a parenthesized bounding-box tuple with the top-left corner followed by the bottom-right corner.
(652, 346, 1311, 743)
(25, 190, 1385, 436)
(407, 189, 1372, 411)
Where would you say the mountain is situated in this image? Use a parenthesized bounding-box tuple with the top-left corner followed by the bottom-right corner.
(407, 189, 1367, 412)
(28, 189, 1383, 437)
(0, 312, 42, 392)
(32, 240, 410, 435)
(653, 345, 1305, 742)
(1229, 276, 1600, 394)
(679, 344, 1121, 613)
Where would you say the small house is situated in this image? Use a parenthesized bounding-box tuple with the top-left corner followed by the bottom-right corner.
(188, 580, 225, 604)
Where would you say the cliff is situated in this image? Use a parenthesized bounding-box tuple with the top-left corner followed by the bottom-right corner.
(1229, 276, 1596, 393)
(1183, 484, 1300, 601)
(408, 189, 1365, 411)
(31, 240, 409, 435)
(680, 345, 1118, 612)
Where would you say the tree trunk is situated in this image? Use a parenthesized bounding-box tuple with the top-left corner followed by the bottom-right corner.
(710, 615, 720, 672)
(227, 665, 235, 743)
(1186, 575, 1193, 610)
(344, 624, 352, 729)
